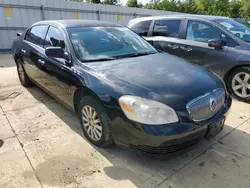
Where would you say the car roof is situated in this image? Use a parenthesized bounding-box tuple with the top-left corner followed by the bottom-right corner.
(33, 20, 122, 28)
(129, 14, 229, 23)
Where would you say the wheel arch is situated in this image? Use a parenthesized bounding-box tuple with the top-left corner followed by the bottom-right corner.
(73, 86, 105, 114)
(223, 64, 250, 85)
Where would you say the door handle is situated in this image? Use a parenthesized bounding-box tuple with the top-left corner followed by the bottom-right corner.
(167, 43, 179, 49)
(38, 59, 45, 65)
(180, 46, 192, 52)
(21, 49, 26, 54)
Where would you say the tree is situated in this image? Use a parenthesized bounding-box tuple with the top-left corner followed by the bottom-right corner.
(86, 0, 101, 3)
(126, 0, 139, 7)
(70, 0, 250, 20)
(183, 0, 198, 14)
(102, 0, 118, 5)
(229, 0, 242, 18)
(240, 0, 250, 19)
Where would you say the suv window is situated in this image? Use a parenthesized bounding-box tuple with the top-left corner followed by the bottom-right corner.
(186, 21, 221, 43)
(44, 26, 66, 49)
(130, 20, 152, 36)
(26, 25, 48, 47)
(153, 20, 181, 38)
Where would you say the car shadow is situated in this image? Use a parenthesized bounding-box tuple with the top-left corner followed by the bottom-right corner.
(26, 86, 250, 187)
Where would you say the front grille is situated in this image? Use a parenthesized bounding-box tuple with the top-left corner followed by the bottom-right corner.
(130, 139, 200, 154)
(186, 89, 225, 121)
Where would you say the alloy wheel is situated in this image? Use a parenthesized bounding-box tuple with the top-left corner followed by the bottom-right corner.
(232, 72, 250, 98)
(82, 105, 102, 141)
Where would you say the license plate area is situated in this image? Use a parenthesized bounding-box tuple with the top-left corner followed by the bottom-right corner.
(205, 117, 225, 139)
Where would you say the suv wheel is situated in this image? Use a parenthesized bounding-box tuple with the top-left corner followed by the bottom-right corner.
(78, 96, 113, 147)
(16, 59, 33, 87)
(228, 67, 250, 102)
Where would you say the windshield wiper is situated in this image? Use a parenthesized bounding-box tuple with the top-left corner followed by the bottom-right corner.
(117, 51, 156, 58)
(81, 57, 116, 62)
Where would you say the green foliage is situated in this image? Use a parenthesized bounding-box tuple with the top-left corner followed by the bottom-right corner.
(126, 0, 144, 8)
(70, 0, 249, 19)
(102, 0, 119, 5)
(240, 0, 250, 19)
(145, 0, 250, 19)
(86, 0, 101, 3)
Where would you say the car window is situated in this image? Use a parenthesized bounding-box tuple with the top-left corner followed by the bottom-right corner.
(26, 25, 48, 47)
(186, 21, 221, 43)
(153, 20, 181, 38)
(67, 26, 157, 62)
(130, 20, 152, 37)
(24, 29, 31, 40)
(44, 26, 66, 49)
(215, 19, 250, 43)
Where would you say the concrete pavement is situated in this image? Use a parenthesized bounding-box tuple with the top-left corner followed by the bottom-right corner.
(0, 54, 250, 188)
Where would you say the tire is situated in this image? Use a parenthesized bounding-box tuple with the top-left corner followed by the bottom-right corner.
(227, 66, 250, 102)
(78, 96, 113, 148)
(16, 59, 33, 87)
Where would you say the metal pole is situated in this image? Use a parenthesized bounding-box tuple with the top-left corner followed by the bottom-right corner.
(97, 10, 100, 20)
(40, 5, 45, 20)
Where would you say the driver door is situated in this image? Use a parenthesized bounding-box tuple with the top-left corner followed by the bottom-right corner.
(39, 26, 79, 109)
(169, 20, 234, 76)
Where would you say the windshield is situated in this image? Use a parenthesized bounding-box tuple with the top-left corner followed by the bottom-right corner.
(67, 26, 157, 62)
(215, 19, 250, 42)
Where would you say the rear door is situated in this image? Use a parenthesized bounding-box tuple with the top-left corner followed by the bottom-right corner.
(144, 19, 183, 53)
(21, 25, 48, 80)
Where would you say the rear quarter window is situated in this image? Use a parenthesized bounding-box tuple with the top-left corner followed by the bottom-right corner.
(153, 20, 181, 38)
(25, 25, 48, 47)
(129, 20, 152, 36)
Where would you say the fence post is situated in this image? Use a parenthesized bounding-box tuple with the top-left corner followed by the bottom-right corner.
(97, 10, 100, 20)
(40, 5, 45, 20)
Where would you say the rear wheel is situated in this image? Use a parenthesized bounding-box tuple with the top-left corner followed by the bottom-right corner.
(78, 96, 113, 147)
(227, 67, 250, 102)
(16, 59, 33, 87)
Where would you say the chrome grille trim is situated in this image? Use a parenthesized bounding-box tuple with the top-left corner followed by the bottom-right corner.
(186, 89, 225, 121)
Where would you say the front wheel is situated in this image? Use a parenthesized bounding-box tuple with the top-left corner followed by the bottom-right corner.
(227, 67, 250, 102)
(78, 96, 113, 148)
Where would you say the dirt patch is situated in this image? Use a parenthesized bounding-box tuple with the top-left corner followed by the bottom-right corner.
(24, 155, 100, 187)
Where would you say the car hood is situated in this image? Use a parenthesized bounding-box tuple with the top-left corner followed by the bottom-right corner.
(85, 53, 225, 109)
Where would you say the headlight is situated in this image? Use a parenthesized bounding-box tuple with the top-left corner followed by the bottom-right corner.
(118, 95, 179, 125)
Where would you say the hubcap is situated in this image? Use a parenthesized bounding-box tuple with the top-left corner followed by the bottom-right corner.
(18, 65, 25, 82)
(232, 72, 250, 98)
(82, 105, 102, 141)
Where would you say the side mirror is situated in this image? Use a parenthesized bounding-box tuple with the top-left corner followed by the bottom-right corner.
(208, 39, 225, 50)
(17, 33, 22, 37)
(45, 47, 70, 62)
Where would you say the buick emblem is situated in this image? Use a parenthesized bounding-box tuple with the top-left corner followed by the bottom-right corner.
(210, 98, 217, 112)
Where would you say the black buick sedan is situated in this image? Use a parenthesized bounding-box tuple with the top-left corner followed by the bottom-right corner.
(12, 20, 231, 154)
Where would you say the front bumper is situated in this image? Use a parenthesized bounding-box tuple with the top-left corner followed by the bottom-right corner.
(109, 94, 232, 154)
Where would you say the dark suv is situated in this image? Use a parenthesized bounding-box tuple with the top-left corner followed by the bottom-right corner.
(128, 15, 250, 102)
